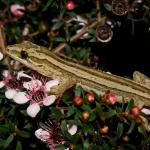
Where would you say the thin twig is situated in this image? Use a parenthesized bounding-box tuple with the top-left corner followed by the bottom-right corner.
(0, 25, 6, 54)
(28, 31, 40, 37)
(0, 25, 12, 72)
(52, 19, 99, 53)
(96, 0, 101, 22)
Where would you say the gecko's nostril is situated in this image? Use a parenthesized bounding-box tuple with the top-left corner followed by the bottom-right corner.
(21, 50, 28, 59)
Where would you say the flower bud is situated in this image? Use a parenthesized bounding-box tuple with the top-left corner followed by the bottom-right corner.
(131, 106, 141, 117)
(86, 91, 95, 103)
(66, 0, 75, 10)
(73, 96, 83, 106)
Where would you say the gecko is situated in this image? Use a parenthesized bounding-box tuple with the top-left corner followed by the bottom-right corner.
(6, 41, 150, 107)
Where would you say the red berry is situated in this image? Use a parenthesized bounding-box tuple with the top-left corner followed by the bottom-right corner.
(87, 92, 95, 103)
(131, 106, 141, 117)
(82, 111, 90, 122)
(122, 135, 129, 142)
(73, 96, 83, 106)
(66, 0, 75, 10)
(99, 125, 109, 134)
(106, 92, 116, 105)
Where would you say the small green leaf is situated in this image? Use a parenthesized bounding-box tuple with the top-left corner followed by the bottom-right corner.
(138, 125, 147, 139)
(17, 130, 31, 138)
(74, 144, 83, 150)
(117, 123, 124, 138)
(125, 99, 134, 112)
(83, 139, 89, 150)
(125, 144, 137, 150)
(103, 3, 112, 11)
(51, 107, 62, 120)
(54, 37, 66, 42)
(61, 120, 67, 133)
(91, 145, 99, 150)
(65, 106, 75, 118)
(82, 124, 92, 136)
(102, 143, 110, 150)
(81, 104, 92, 112)
(75, 86, 83, 96)
(24, 123, 32, 129)
(55, 144, 66, 150)
(42, 0, 53, 11)
(0, 125, 10, 134)
(4, 134, 14, 149)
(65, 33, 71, 42)
(89, 112, 96, 122)
(16, 141, 22, 150)
(88, 28, 96, 35)
(96, 102, 102, 114)
(105, 109, 116, 119)
(52, 22, 64, 30)
(127, 120, 135, 134)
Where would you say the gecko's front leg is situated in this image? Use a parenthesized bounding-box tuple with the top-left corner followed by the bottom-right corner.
(50, 75, 77, 97)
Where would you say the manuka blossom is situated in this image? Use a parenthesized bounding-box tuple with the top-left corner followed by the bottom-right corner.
(0, 70, 26, 99)
(0, 52, 3, 61)
(13, 72, 59, 117)
(67, 124, 77, 135)
(10, 4, 25, 17)
(35, 120, 65, 150)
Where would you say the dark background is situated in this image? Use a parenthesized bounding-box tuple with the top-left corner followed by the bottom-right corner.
(92, 20, 150, 78)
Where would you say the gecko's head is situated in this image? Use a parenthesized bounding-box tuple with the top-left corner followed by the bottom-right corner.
(6, 41, 43, 65)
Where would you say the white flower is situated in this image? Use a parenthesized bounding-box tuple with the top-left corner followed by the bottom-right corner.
(23, 80, 42, 91)
(35, 121, 64, 149)
(35, 128, 50, 142)
(16, 78, 59, 117)
(0, 81, 5, 88)
(0, 70, 27, 100)
(25, 89, 57, 117)
(13, 92, 29, 104)
(42, 95, 56, 106)
(0, 52, 3, 61)
(5, 89, 17, 99)
(45, 79, 59, 92)
(13, 71, 59, 117)
(27, 103, 40, 118)
(67, 124, 77, 135)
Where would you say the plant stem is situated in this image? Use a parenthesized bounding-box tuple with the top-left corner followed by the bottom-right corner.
(0, 25, 12, 72)
(52, 19, 99, 53)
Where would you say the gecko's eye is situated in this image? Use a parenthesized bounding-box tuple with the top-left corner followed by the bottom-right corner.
(21, 51, 28, 59)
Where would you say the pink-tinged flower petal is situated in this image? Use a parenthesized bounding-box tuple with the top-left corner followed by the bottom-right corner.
(45, 79, 59, 91)
(43, 95, 56, 106)
(17, 71, 32, 80)
(23, 80, 42, 91)
(2, 70, 9, 77)
(13, 92, 29, 104)
(141, 108, 150, 115)
(10, 4, 25, 17)
(67, 124, 77, 135)
(0, 81, 5, 88)
(5, 89, 17, 99)
(27, 103, 40, 117)
(35, 128, 50, 142)
(0, 52, 3, 61)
